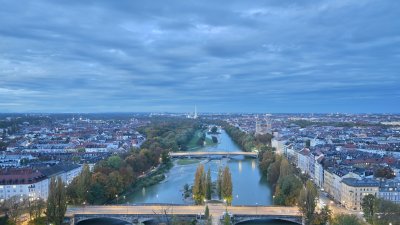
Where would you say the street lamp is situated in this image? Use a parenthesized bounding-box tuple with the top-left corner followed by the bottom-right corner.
(116, 194, 119, 204)
(223, 199, 227, 211)
(256, 202, 259, 215)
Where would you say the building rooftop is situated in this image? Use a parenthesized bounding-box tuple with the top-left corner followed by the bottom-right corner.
(0, 164, 81, 185)
(342, 178, 380, 187)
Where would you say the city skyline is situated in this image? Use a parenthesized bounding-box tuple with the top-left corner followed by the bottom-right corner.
(1, 0, 399, 113)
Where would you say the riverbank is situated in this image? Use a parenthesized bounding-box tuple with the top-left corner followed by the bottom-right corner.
(124, 130, 273, 205)
(176, 158, 201, 165)
(115, 162, 174, 204)
(187, 129, 217, 150)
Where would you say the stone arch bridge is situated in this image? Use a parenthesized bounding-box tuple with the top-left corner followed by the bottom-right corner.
(66, 204, 302, 225)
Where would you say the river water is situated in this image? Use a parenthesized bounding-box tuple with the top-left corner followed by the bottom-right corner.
(78, 130, 297, 225)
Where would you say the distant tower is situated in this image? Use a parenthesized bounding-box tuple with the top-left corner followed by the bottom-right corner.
(266, 118, 272, 134)
(255, 120, 262, 134)
(194, 105, 198, 119)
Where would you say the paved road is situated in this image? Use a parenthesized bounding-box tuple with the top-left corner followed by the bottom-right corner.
(317, 190, 365, 220)
(66, 204, 300, 217)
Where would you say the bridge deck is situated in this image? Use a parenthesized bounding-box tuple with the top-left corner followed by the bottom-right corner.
(169, 151, 258, 157)
(66, 204, 300, 217)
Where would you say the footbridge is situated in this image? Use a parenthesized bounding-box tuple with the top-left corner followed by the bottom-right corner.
(66, 204, 302, 225)
(169, 151, 258, 159)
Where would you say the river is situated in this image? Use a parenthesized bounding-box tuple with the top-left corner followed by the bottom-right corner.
(78, 130, 297, 225)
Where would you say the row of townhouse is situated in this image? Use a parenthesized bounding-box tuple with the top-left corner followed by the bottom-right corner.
(325, 168, 400, 211)
(281, 141, 400, 211)
(0, 164, 82, 202)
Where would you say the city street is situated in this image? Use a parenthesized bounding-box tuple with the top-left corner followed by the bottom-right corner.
(317, 190, 365, 221)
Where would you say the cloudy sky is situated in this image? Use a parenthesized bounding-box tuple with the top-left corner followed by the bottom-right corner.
(0, 0, 399, 113)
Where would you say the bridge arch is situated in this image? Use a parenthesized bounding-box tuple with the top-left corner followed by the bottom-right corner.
(76, 217, 132, 225)
(233, 217, 302, 225)
(75, 215, 153, 225)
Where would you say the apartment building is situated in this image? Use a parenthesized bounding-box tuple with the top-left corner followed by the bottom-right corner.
(0, 164, 82, 202)
(378, 180, 400, 204)
(341, 178, 379, 211)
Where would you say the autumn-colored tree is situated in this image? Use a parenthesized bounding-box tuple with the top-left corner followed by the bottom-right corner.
(267, 159, 281, 184)
(193, 164, 205, 204)
(28, 198, 46, 220)
(221, 166, 233, 205)
(331, 214, 366, 225)
(279, 158, 291, 181)
(274, 174, 302, 206)
(76, 164, 91, 203)
(312, 205, 331, 225)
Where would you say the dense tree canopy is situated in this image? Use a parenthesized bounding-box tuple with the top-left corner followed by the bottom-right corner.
(331, 214, 366, 225)
(223, 124, 256, 152)
(362, 194, 400, 225)
(67, 118, 200, 204)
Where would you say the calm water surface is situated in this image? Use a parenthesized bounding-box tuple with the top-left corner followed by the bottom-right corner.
(126, 130, 272, 205)
(79, 130, 297, 225)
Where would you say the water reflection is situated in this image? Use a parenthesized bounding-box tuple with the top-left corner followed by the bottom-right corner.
(125, 130, 273, 206)
(82, 130, 283, 225)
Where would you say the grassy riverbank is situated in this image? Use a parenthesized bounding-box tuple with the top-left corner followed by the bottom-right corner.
(187, 129, 217, 150)
(176, 158, 200, 165)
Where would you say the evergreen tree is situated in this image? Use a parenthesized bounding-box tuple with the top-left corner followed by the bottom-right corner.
(204, 205, 210, 219)
(205, 168, 212, 200)
(223, 211, 231, 225)
(46, 177, 67, 225)
(217, 167, 222, 199)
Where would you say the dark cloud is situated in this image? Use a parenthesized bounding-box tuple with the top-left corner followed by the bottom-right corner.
(0, 0, 399, 113)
